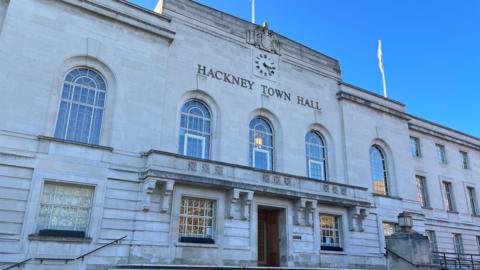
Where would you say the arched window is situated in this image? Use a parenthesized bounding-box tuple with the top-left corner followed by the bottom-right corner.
(249, 117, 273, 170)
(54, 67, 106, 144)
(370, 145, 389, 195)
(306, 131, 327, 180)
(179, 100, 211, 159)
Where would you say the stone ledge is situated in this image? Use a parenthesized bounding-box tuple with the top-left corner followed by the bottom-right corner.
(28, 234, 92, 243)
(38, 135, 113, 152)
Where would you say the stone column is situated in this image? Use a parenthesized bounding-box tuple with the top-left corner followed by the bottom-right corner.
(386, 212, 432, 270)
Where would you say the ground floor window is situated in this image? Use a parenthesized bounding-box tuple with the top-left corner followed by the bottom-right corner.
(179, 197, 215, 244)
(453, 233, 464, 254)
(383, 222, 398, 239)
(320, 214, 342, 251)
(36, 182, 94, 238)
(426, 230, 438, 252)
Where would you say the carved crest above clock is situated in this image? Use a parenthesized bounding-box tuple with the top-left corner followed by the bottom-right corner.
(247, 21, 280, 55)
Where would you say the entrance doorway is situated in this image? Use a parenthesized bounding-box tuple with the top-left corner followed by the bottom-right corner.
(257, 208, 281, 266)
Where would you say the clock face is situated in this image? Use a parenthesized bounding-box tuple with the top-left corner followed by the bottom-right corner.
(254, 53, 276, 78)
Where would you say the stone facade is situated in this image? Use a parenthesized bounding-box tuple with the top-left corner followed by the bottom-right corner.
(0, 0, 478, 269)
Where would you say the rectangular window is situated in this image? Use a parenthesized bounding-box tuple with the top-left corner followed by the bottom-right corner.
(443, 181, 456, 212)
(460, 151, 469, 169)
(320, 215, 342, 251)
(308, 159, 325, 181)
(179, 197, 215, 244)
(383, 222, 398, 239)
(253, 148, 271, 170)
(477, 236, 480, 254)
(36, 182, 94, 238)
(435, 144, 447, 164)
(426, 230, 438, 252)
(453, 233, 464, 254)
(410, 137, 421, 157)
(184, 133, 206, 159)
(416, 175, 430, 208)
(467, 187, 479, 216)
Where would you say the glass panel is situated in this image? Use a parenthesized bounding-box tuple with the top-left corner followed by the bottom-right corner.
(370, 146, 388, 195)
(185, 135, 204, 159)
(178, 101, 211, 159)
(178, 197, 215, 239)
(254, 149, 269, 170)
(320, 215, 341, 247)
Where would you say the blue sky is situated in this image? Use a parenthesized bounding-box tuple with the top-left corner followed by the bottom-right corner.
(132, 0, 479, 137)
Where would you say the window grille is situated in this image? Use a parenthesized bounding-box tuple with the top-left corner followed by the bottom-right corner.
(320, 215, 342, 251)
(179, 197, 215, 243)
(37, 182, 94, 237)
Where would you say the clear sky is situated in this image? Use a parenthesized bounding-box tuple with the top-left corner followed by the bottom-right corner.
(131, 0, 479, 138)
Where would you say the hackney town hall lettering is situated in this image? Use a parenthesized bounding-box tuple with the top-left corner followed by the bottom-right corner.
(197, 64, 321, 110)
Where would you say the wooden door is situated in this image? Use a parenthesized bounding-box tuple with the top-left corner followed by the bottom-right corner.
(258, 209, 280, 266)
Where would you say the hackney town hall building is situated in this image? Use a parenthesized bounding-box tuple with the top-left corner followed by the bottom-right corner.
(0, 0, 479, 269)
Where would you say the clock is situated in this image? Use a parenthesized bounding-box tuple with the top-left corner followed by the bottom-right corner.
(254, 53, 277, 78)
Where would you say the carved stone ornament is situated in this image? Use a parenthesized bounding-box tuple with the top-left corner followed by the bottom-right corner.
(295, 198, 317, 227)
(227, 189, 254, 220)
(142, 177, 175, 213)
(348, 206, 369, 232)
(247, 21, 281, 55)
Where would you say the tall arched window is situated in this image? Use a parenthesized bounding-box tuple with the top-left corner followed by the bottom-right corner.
(370, 145, 389, 195)
(249, 117, 273, 170)
(179, 100, 211, 159)
(54, 67, 106, 144)
(306, 131, 327, 180)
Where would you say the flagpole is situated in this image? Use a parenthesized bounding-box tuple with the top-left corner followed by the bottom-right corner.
(251, 0, 255, 24)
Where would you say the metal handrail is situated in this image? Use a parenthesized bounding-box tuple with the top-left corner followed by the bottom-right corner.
(2, 258, 32, 270)
(432, 251, 480, 269)
(1, 236, 126, 270)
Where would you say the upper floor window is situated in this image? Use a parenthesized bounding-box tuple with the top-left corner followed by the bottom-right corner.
(249, 117, 273, 170)
(435, 144, 447, 164)
(370, 145, 389, 196)
(383, 222, 398, 239)
(477, 236, 480, 254)
(453, 233, 464, 254)
(443, 181, 456, 212)
(37, 182, 94, 238)
(416, 175, 430, 208)
(178, 100, 211, 159)
(54, 68, 106, 144)
(305, 131, 327, 180)
(467, 186, 479, 216)
(426, 230, 438, 252)
(410, 137, 421, 158)
(460, 151, 469, 169)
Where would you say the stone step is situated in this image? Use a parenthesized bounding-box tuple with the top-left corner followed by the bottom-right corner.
(112, 265, 368, 270)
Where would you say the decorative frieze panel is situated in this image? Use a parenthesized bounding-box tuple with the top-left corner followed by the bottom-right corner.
(348, 206, 369, 232)
(227, 188, 254, 220)
(142, 176, 174, 213)
(295, 198, 317, 226)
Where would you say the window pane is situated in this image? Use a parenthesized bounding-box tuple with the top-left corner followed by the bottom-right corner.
(370, 146, 388, 195)
(249, 117, 273, 170)
(179, 197, 215, 240)
(320, 215, 342, 248)
(306, 131, 327, 180)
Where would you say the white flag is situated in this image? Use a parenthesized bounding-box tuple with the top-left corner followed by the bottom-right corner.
(378, 40, 384, 74)
(377, 40, 387, 97)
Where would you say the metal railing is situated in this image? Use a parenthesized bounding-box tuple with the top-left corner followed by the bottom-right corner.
(2, 236, 126, 270)
(432, 251, 480, 269)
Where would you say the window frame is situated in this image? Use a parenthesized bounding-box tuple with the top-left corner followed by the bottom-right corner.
(249, 117, 274, 171)
(370, 145, 389, 196)
(319, 214, 343, 251)
(178, 196, 216, 244)
(443, 181, 456, 212)
(467, 186, 479, 216)
(435, 144, 447, 164)
(426, 230, 438, 252)
(178, 100, 212, 160)
(416, 175, 430, 208)
(460, 151, 469, 169)
(183, 133, 207, 159)
(54, 67, 107, 145)
(305, 131, 327, 181)
(35, 181, 95, 238)
(410, 137, 421, 158)
(452, 233, 464, 254)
